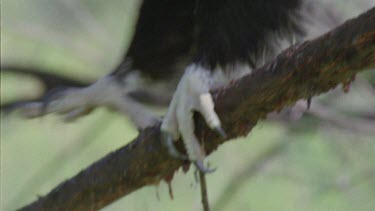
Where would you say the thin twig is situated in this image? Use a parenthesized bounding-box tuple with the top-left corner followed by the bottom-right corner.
(199, 171, 210, 211)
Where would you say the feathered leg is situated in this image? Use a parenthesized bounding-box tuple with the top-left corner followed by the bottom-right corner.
(161, 64, 225, 173)
(15, 75, 159, 129)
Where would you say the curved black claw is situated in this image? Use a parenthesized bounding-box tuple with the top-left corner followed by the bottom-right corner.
(194, 160, 216, 174)
(40, 87, 69, 115)
(161, 133, 188, 160)
(214, 126, 227, 139)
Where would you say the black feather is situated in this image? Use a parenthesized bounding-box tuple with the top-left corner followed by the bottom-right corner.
(113, 0, 305, 78)
(112, 0, 196, 80)
(195, 0, 304, 69)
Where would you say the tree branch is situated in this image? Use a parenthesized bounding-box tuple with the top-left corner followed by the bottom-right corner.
(19, 7, 375, 211)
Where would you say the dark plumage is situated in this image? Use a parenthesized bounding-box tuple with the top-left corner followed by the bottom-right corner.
(1, 0, 307, 172)
(112, 0, 196, 80)
(195, 0, 304, 68)
(113, 0, 304, 79)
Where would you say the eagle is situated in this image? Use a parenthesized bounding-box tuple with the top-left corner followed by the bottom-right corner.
(4, 0, 305, 173)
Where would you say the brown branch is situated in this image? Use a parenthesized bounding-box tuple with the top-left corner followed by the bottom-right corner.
(19, 7, 375, 211)
(5, 115, 113, 211)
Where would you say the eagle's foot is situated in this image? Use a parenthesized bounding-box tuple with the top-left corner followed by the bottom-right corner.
(17, 87, 94, 122)
(16, 76, 159, 129)
(161, 65, 224, 173)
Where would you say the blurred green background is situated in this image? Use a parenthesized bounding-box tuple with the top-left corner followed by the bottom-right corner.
(1, 0, 375, 210)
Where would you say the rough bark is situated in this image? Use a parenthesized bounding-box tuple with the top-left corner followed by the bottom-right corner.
(19, 7, 375, 211)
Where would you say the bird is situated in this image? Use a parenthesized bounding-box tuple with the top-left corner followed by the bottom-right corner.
(3, 0, 305, 173)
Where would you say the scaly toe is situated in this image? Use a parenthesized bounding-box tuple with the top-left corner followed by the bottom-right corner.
(214, 126, 227, 139)
(41, 87, 71, 114)
(161, 133, 188, 160)
(194, 160, 216, 174)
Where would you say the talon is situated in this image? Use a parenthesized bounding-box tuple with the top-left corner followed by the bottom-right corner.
(214, 126, 227, 139)
(63, 107, 93, 122)
(161, 133, 188, 160)
(161, 65, 224, 168)
(40, 87, 68, 115)
(194, 160, 216, 174)
(18, 102, 44, 118)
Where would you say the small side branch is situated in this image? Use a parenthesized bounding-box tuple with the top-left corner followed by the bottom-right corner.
(19, 7, 375, 211)
(199, 171, 210, 211)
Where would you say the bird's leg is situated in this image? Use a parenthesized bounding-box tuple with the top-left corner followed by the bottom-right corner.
(17, 76, 159, 129)
(161, 64, 224, 173)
